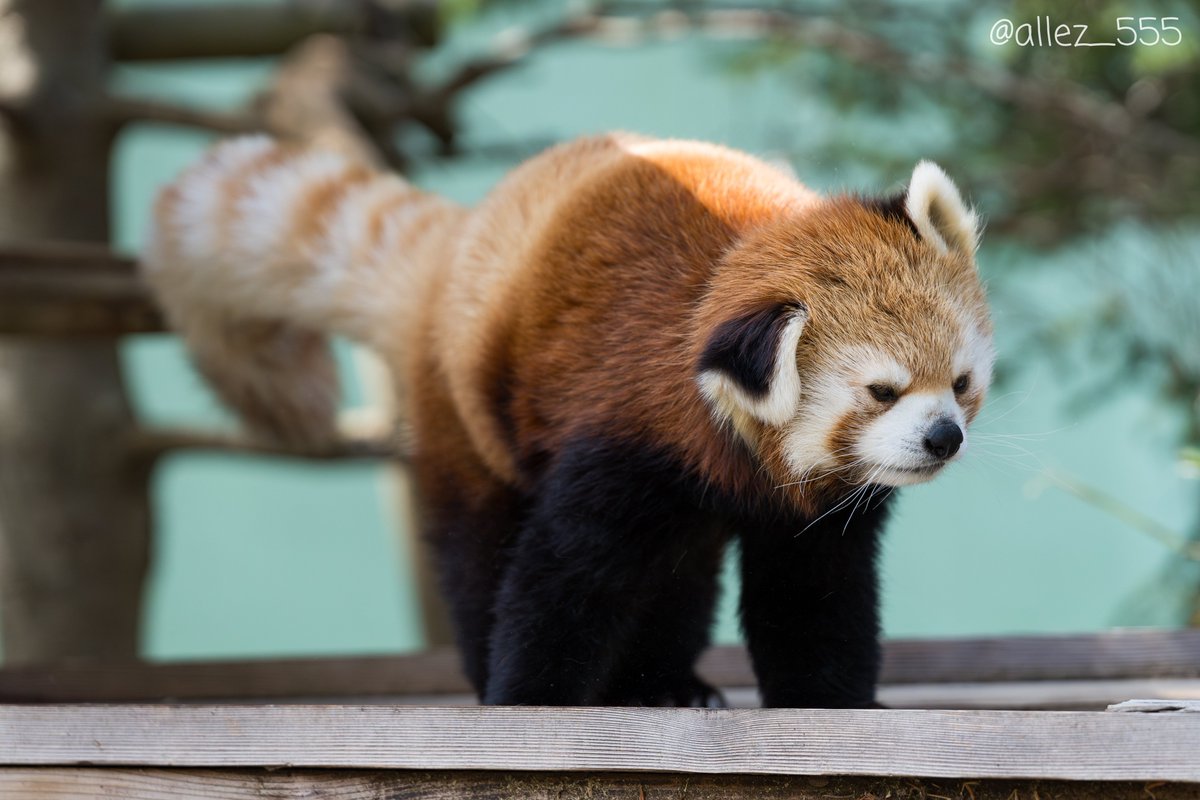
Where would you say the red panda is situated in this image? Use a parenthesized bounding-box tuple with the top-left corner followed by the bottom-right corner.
(144, 132, 992, 708)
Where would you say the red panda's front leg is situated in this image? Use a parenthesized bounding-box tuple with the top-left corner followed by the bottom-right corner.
(738, 491, 893, 709)
(598, 516, 728, 708)
(483, 436, 724, 706)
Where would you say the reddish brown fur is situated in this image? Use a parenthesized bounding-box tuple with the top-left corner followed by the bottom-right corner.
(398, 137, 987, 517)
(149, 133, 988, 517)
(145, 134, 991, 708)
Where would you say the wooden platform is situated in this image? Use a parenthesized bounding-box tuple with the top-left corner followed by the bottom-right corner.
(2, 703, 1199, 798)
(3, 630, 1198, 798)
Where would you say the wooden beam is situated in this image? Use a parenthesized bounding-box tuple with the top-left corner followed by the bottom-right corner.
(1, 631, 1197, 704)
(0, 272, 163, 336)
(877, 678, 1200, 711)
(107, 1, 440, 62)
(2, 767, 1198, 800)
(0, 240, 137, 273)
(126, 426, 404, 464)
(0, 0, 151, 666)
(879, 628, 1200, 684)
(3, 704, 1200, 782)
(0, 242, 163, 336)
(1109, 699, 1200, 713)
(0, 649, 465, 704)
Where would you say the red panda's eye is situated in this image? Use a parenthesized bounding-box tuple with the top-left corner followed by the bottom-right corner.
(867, 384, 898, 404)
(953, 374, 971, 394)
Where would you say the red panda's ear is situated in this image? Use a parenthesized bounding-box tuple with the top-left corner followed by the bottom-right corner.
(905, 161, 979, 256)
(697, 302, 807, 427)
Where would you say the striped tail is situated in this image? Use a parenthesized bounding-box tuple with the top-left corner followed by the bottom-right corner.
(142, 135, 461, 445)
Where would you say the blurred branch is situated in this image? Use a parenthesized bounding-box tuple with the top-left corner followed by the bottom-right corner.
(593, 4, 1199, 159)
(254, 35, 391, 165)
(350, 8, 608, 154)
(126, 426, 405, 464)
(1032, 469, 1200, 562)
(0, 242, 162, 336)
(104, 95, 262, 135)
(0, 240, 135, 273)
(437, 10, 606, 95)
(107, 0, 440, 61)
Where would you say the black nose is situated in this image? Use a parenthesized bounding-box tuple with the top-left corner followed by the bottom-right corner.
(923, 420, 964, 460)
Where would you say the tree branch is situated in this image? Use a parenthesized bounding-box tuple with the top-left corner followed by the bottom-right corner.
(125, 425, 406, 464)
(585, 4, 1200, 159)
(107, 0, 439, 62)
(0, 242, 163, 336)
(104, 95, 262, 135)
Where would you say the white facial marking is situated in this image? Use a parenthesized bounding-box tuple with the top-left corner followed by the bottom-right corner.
(780, 369, 855, 479)
(698, 305, 808, 428)
(780, 346, 907, 480)
(953, 317, 996, 390)
(858, 389, 966, 487)
(906, 161, 979, 255)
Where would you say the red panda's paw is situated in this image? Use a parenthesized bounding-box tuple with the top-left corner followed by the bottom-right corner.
(685, 677, 727, 709)
(607, 674, 726, 708)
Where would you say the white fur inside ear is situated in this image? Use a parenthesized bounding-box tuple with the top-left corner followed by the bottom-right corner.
(698, 306, 807, 427)
(905, 161, 979, 255)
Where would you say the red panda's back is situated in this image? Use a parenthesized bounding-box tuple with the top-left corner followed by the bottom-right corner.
(419, 135, 816, 488)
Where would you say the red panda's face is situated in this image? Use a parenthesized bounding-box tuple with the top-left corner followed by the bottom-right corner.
(698, 161, 992, 503)
(782, 309, 993, 490)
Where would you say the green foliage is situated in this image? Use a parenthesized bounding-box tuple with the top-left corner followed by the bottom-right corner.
(723, 0, 1200, 245)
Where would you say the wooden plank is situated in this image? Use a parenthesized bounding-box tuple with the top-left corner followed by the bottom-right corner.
(0, 650, 466, 703)
(0, 241, 137, 274)
(2, 767, 1198, 800)
(1109, 699, 1200, 713)
(3, 704, 1200, 782)
(4, 630, 1198, 704)
(878, 678, 1200, 711)
(57, 677, 1186, 712)
(0, 245, 163, 336)
(878, 628, 1200, 684)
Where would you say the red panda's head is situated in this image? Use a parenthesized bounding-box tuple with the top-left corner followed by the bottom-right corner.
(696, 162, 992, 508)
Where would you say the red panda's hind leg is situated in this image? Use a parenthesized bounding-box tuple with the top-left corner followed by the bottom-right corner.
(415, 449, 527, 700)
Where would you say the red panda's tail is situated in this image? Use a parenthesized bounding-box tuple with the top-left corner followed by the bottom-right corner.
(142, 135, 461, 445)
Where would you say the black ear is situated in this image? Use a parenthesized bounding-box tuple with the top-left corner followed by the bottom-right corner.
(699, 303, 795, 396)
(862, 191, 918, 237)
(697, 302, 807, 426)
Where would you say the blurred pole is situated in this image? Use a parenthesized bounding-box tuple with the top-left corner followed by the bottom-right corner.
(0, 0, 151, 663)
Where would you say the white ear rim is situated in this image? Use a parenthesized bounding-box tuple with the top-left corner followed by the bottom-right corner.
(905, 160, 979, 255)
(697, 306, 807, 427)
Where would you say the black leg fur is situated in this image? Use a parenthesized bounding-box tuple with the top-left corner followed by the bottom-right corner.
(599, 519, 727, 707)
(419, 464, 527, 700)
(738, 489, 893, 708)
(483, 437, 724, 706)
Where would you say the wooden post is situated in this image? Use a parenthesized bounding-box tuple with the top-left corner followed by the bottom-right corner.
(0, 0, 151, 663)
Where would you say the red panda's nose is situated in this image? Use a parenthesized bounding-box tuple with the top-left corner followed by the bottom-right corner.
(924, 420, 963, 460)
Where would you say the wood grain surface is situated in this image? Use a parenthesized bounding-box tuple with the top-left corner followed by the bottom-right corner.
(2, 768, 1198, 800)
(2, 704, 1199, 782)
